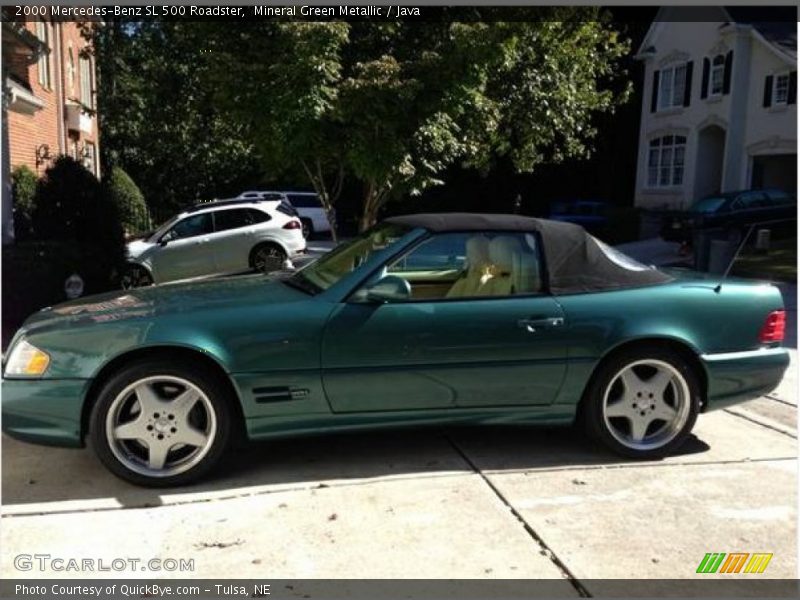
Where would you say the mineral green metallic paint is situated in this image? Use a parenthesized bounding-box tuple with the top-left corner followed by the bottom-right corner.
(1, 227, 789, 449)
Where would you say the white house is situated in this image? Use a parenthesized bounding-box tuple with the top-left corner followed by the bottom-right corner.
(633, 8, 796, 210)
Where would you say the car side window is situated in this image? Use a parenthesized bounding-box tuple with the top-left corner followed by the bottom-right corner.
(733, 192, 767, 210)
(214, 208, 267, 232)
(161, 213, 213, 242)
(766, 191, 795, 206)
(288, 194, 322, 208)
(385, 231, 543, 300)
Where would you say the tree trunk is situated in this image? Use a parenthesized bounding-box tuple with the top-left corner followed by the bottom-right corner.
(359, 182, 382, 232)
(300, 159, 342, 243)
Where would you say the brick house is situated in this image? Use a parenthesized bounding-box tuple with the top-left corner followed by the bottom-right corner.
(2, 14, 100, 244)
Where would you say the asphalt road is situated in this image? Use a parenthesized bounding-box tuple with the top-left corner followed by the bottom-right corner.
(1, 350, 796, 584)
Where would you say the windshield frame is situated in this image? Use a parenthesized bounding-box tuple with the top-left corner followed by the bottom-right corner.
(288, 223, 420, 298)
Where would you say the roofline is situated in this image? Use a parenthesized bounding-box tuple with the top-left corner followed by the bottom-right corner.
(634, 6, 735, 60)
(749, 26, 797, 66)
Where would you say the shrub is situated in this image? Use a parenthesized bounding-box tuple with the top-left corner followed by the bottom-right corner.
(103, 166, 152, 236)
(11, 164, 38, 240)
(30, 155, 126, 288)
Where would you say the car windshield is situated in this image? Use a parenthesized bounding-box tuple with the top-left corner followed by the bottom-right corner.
(691, 196, 728, 213)
(288, 223, 411, 293)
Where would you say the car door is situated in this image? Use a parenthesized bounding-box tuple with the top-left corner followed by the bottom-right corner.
(211, 208, 269, 273)
(321, 231, 567, 412)
(150, 212, 215, 281)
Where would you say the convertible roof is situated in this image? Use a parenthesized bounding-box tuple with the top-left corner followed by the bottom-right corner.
(386, 213, 672, 294)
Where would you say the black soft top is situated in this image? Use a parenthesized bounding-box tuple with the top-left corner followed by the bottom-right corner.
(385, 213, 672, 294)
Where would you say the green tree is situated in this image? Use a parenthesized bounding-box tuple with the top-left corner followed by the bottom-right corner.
(88, 21, 263, 219)
(205, 12, 630, 231)
(10, 164, 37, 240)
(103, 166, 151, 235)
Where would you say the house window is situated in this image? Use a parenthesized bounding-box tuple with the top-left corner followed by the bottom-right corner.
(35, 21, 51, 89)
(80, 54, 93, 108)
(774, 73, 790, 105)
(83, 142, 97, 175)
(659, 63, 687, 110)
(710, 55, 725, 96)
(647, 135, 686, 188)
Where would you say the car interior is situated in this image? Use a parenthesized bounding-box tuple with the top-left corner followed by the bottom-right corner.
(387, 233, 542, 300)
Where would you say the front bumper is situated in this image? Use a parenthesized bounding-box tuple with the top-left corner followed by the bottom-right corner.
(702, 347, 790, 411)
(1, 378, 89, 447)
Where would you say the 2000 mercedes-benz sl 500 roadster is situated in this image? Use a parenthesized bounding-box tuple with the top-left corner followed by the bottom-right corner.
(2, 214, 789, 486)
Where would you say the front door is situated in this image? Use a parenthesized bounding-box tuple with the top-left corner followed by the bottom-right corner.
(151, 212, 215, 281)
(321, 231, 568, 412)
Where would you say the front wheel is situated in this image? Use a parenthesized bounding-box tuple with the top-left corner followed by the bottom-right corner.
(89, 359, 233, 486)
(121, 264, 154, 289)
(582, 347, 701, 459)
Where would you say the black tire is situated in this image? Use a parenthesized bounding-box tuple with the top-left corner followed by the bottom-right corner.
(581, 345, 701, 459)
(121, 264, 154, 289)
(300, 218, 313, 240)
(250, 243, 287, 273)
(89, 358, 233, 487)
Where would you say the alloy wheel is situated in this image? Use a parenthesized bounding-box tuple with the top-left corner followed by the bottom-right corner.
(105, 375, 217, 478)
(602, 359, 691, 451)
(121, 265, 153, 289)
(253, 246, 285, 273)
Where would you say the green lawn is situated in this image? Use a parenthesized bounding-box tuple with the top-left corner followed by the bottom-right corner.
(731, 238, 797, 283)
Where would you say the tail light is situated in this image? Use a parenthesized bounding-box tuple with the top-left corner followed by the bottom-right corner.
(759, 310, 786, 343)
(283, 220, 301, 230)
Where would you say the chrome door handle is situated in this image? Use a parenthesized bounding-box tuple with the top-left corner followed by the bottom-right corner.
(517, 317, 564, 332)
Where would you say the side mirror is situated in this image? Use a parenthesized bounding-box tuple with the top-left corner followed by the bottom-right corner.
(357, 275, 411, 303)
(159, 239, 169, 247)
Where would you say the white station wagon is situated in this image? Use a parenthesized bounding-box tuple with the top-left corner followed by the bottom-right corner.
(122, 198, 306, 288)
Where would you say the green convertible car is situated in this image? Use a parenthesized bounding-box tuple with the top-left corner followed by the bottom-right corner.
(2, 214, 789, 486)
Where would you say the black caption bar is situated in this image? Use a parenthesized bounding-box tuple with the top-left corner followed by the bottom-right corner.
(2, 579, 799, 599)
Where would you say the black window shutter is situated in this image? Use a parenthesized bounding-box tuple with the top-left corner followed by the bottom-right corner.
(701, 58, 710, 99)
(763, 75, 773, 107)
(789, 71, 797, 105)
(651, 69, 660, 112)
(722, 51, 733, 94)
(683, 61, 694, 107)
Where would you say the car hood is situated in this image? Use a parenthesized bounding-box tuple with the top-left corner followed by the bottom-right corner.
(22, 274, 309, 332)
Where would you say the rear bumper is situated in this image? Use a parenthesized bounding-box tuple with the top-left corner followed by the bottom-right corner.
(702, 347, 790, 411)
(1, 378, 88, 447)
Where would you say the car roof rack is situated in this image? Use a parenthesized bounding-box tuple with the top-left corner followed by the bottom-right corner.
(185, 194, 285, 213)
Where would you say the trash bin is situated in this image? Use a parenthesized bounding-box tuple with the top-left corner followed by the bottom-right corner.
(708, 239, 736, 274)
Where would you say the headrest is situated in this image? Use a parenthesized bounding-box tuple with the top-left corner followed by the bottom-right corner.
(488, 236, 521, 272)
(465, 235, 490, 271)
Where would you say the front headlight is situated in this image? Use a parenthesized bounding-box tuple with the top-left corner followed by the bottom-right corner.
(4, 339, 50, 376)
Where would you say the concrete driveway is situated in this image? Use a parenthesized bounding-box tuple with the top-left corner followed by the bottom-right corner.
(1, 351, 796, 588)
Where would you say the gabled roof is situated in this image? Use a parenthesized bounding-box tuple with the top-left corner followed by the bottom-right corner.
(635, 7, 796, 64)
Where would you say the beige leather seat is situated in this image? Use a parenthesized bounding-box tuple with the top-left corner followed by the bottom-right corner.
(513, 251, 541, 294)
(477, 236, 521, 296)
(446, 235, 490, 298)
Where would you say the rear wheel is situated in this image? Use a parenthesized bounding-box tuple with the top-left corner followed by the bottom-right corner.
(250, 243, 286, 273)
(121, 264, 153, 289)
(300, 218, 313, 240)
(582, 347, 700, 459)
(89, 359, 233, 487)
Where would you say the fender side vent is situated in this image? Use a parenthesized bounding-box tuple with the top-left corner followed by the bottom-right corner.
(252, 386, 309, 403)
